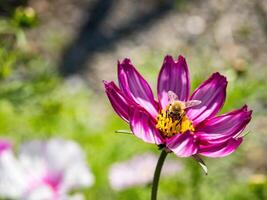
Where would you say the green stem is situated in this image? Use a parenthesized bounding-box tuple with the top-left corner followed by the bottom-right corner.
(151, 149, 168, 200)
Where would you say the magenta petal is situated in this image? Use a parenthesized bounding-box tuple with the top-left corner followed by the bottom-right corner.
(157, 55, 190, 109)
(129, 107, 164, 145)
(0, 139, 11, 154)
(118, 59, 159, 117)
(166, 132, 198, 157)
(187, 73, 227, 125)
(104, 81, 135, 122)
(198, 138, 243, 158)
(195, 105, 252, 143)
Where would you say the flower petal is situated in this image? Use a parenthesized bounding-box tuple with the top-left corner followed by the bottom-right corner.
(0, 146, 26, 198)
(166, 132, 198, 157)
(157, 55, 190, 109)
(198, 138, 243, 158)
(195, 105, 252, 143)
(129, 107, 164, 145)
(187, 73, 227, 125)
(104, 81, 135, 122)
(0, 139, 11, 155)
(118, 59, 159, 117)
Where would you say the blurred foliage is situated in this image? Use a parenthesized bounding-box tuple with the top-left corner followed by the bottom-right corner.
(12, 6, 38, 28)
(0, 13, 267, 200)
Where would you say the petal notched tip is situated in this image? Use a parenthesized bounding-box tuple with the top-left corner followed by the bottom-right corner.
(117, 58, 132, 77)
(211, 72, 228, 85)
(103, 80, 111, 88)
(177, 54, 189, 73)
(241, 105, 253, 114)
(163, 54, 186, 65)
(103, 81, 133, 122)
(234, 106, 252, 138)
(177, 55, 186, 63)
(103, 81, 117, 92)
(118, 58, 132, 68)
(164, 55, 174, 63)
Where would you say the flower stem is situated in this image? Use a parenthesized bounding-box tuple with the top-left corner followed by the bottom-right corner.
(151, 149, 168, 200)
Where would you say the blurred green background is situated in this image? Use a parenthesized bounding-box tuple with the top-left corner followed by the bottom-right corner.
(1, 0, 267, 199)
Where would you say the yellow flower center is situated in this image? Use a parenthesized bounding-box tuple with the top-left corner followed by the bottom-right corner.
(156, 104, 195, 137)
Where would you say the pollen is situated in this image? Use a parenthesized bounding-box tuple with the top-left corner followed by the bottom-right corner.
(156, 110, 194, 137)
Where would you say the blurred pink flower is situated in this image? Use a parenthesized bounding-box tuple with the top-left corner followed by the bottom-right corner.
(0, 139, 94, 200)
(104, 55, 252, 158)
(109, 153, 182, 191)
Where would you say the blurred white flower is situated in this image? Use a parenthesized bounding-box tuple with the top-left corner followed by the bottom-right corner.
(0, 138, 94, 200)
(108, 153, 182, 191)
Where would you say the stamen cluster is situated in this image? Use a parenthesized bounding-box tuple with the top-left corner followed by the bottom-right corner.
(156, 108, 194, 137)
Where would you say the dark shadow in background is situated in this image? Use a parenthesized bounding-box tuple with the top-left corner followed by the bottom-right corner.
(0, 0, 28, 16)
(59, 0, 174, 76)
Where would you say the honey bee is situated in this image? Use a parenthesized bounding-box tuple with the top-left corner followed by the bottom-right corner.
(167, 91, 201, 122)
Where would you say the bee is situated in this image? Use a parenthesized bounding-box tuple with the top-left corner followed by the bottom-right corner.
(167, 91, 201, 122)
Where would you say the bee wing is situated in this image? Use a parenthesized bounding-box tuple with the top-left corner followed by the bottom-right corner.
(185, 100, 201, 108)
(167, 91, 179, 103)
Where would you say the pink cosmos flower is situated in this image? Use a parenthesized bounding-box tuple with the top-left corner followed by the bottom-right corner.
(0, 138, 94, 200)
(104, 55, 252, 158)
